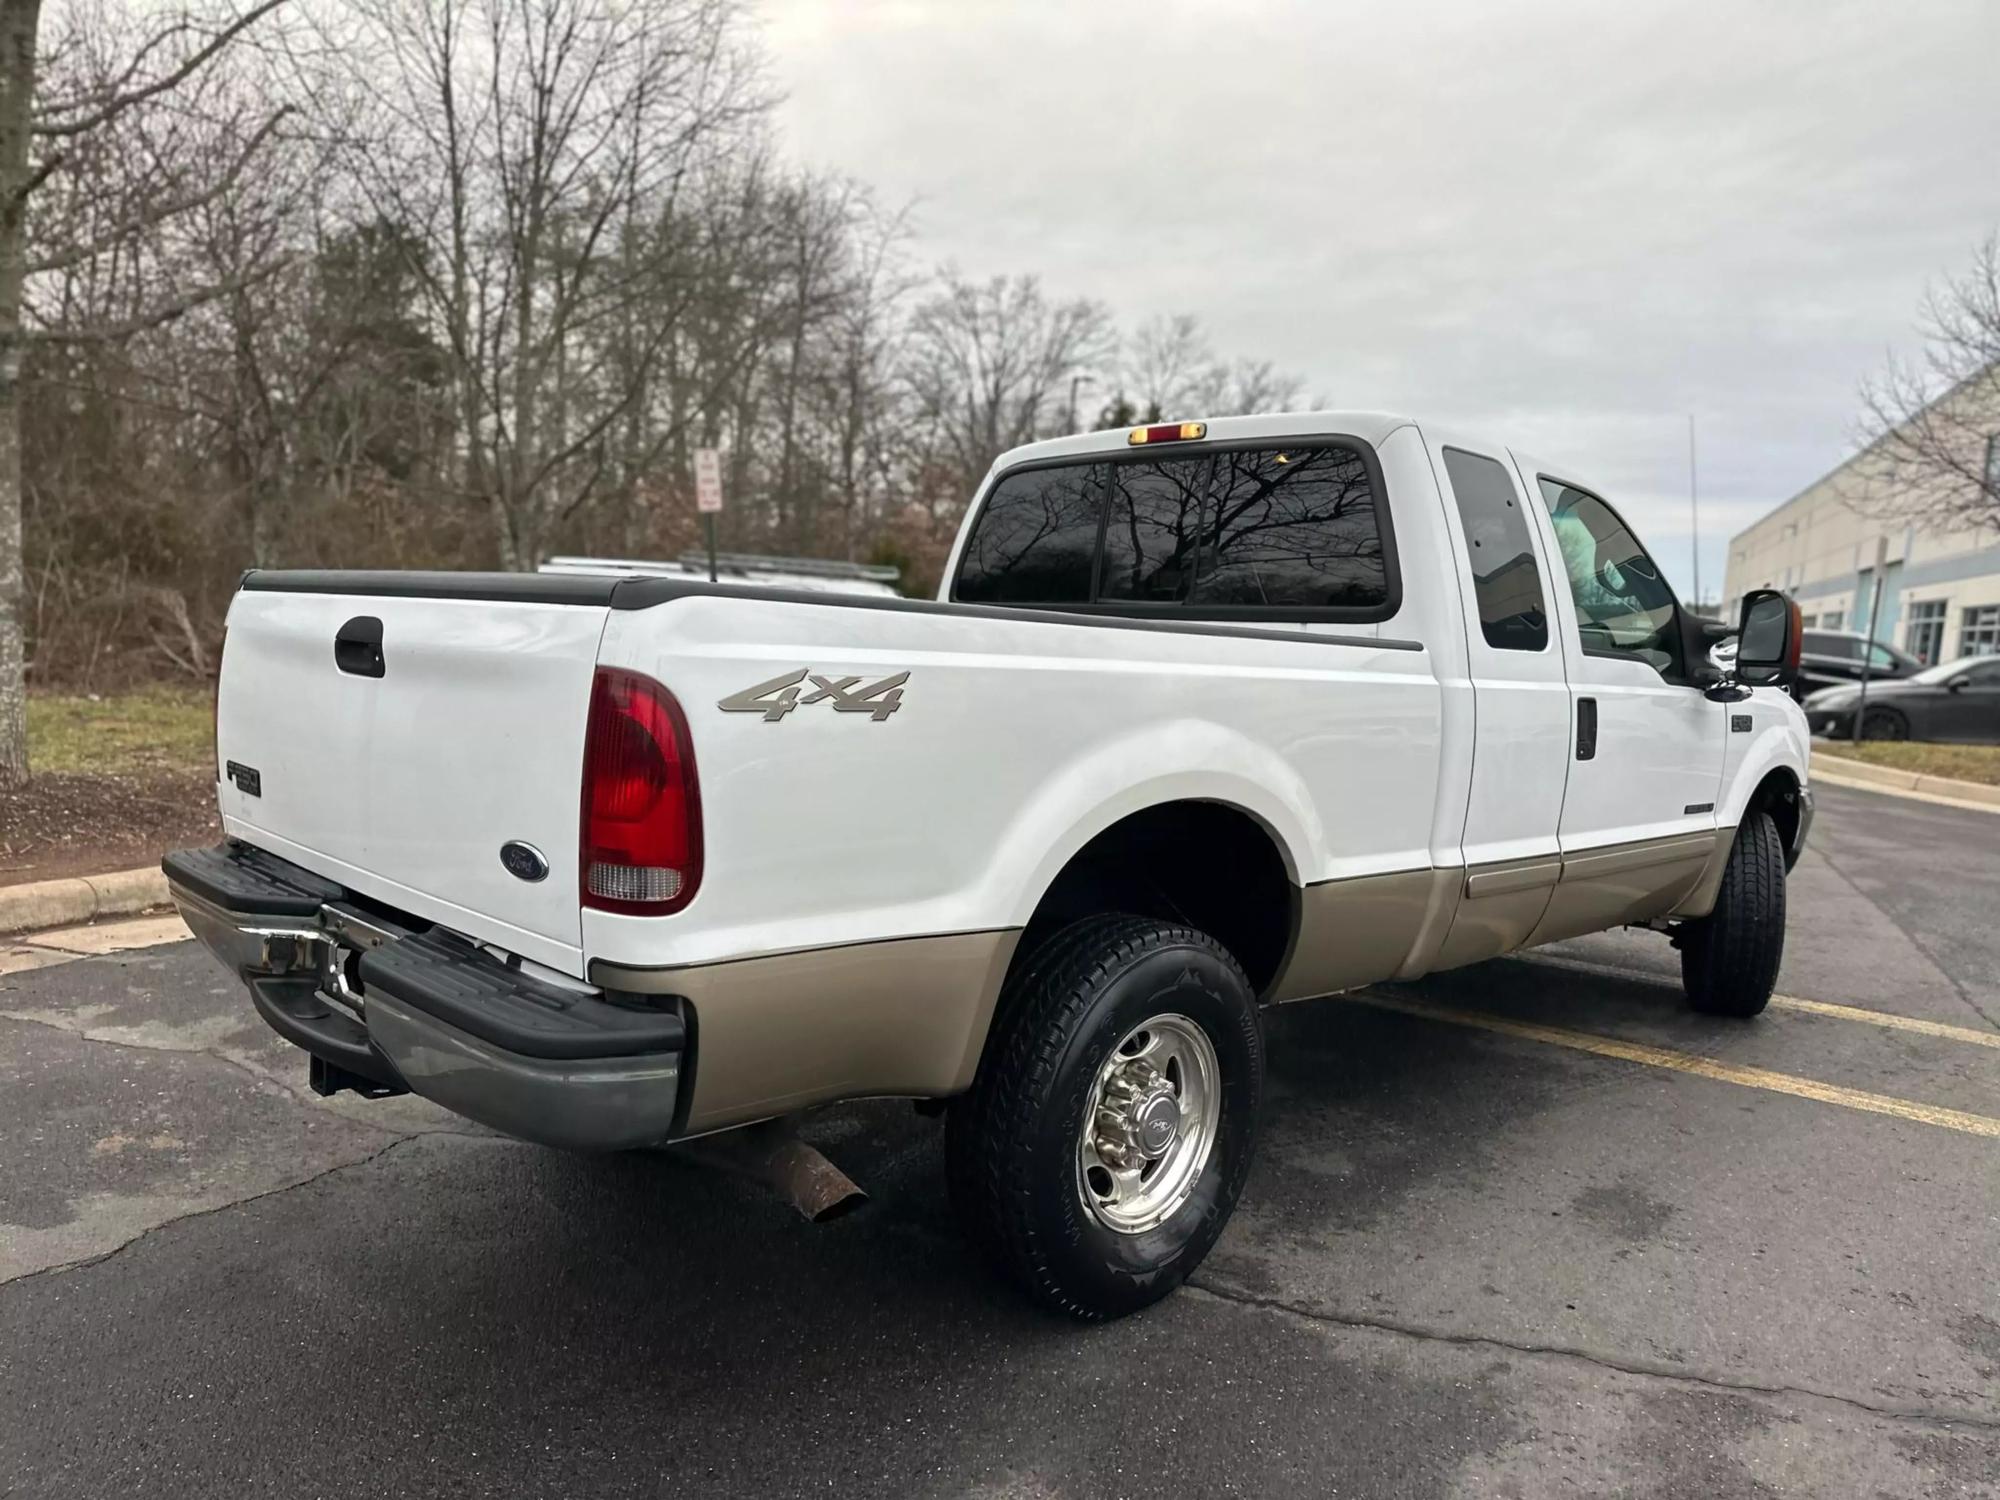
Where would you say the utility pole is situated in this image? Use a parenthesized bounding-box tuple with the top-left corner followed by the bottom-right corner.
(1688, 414, 1701, 610)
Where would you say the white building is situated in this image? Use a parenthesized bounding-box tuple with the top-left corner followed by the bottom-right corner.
(1723, 393, 2000, 667)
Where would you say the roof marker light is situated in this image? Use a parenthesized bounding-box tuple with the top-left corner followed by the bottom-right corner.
(1128, 421, 1207, 446)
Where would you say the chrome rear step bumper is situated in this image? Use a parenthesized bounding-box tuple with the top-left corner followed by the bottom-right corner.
(164, 843, 688, 1150)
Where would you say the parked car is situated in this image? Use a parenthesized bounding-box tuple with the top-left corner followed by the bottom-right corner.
(1804, 654, 2000, 742)
(1715, 628, 1918, 702)
(165, 412, 1813, 1319)
(1796, 629, 1919, 697)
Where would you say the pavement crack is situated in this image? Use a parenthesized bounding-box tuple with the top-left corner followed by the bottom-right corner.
(0, 1131, 498, 1290)
(0, 1012, 454, 1136)
(0, 1011, 487, 1140)
(1184, 1279, 2000, 1433)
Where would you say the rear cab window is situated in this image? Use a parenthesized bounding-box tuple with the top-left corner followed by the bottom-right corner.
(952, 437, 1398, 621)
(951, 463, 1103, 604)
(1440, 448, 1548, 651)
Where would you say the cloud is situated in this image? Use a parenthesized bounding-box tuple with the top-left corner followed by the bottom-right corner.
(756, 0, 2000, 598)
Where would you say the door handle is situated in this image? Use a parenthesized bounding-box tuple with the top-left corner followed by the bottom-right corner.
(1576, 697, 1598, 760)
(334, 616, 385, 678)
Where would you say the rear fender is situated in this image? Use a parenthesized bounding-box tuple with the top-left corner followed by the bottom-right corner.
(983, 719, 1317, 930)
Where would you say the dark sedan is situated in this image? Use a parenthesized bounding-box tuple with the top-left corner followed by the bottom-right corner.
(1805, 655, 2000, 742)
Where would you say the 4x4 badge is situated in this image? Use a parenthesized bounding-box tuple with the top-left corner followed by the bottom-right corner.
(719, 668, 908, 723)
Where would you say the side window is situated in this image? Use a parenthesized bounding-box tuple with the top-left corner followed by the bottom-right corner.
(1807, 632, 1859, 662)
(1440, 448, 1548, 651)
(953, 463, 1102, 604)
(1537, 478, 1683, 676)
(1100, 457, 1208, 603)
(1189, 446, 1388, 610)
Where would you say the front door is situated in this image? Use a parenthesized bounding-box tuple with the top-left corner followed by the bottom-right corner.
(1936, 658, 2000, 741)
(1523, 468, 1728, 943)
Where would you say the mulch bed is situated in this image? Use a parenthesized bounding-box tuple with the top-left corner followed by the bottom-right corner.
(0, 769, 221, 888)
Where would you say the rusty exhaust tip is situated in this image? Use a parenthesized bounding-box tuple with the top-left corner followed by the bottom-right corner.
(676, 1118, 868, 1223)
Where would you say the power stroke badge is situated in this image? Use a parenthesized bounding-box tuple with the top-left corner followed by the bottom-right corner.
(718, 668, 908, 722)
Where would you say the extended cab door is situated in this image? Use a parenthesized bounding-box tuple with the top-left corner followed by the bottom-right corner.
(1521, 467, 1727, 942)
(1422, 432, 1574, 968)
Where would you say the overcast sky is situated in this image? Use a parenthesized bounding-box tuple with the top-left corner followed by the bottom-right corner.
(755, 0, 1998, 601)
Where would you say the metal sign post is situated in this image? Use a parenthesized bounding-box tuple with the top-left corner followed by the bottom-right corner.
(1853, 535, 1888, 741)
(692, 447, 724, 582)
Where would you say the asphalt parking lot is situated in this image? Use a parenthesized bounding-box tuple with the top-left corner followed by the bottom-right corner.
(2, 779, 1996, 1499)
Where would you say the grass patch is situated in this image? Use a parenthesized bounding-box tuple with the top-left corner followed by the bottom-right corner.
(1815, 738, 2000, 787)
(27, 686, 214, 776)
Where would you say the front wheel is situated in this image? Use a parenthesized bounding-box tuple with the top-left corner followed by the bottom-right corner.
(1860, 707, 1908, 740)
(1679, 811, 1786, 1017)
(946, 915, 1263, 1320)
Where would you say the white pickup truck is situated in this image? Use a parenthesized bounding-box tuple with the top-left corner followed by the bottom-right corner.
(167, 411, 1811, 1318)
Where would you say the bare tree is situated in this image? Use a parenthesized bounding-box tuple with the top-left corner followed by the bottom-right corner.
(902, 271, 1112, 514)
(1858, 233, 2000, 534)
(0, 0, 290, 784)
(312, 0, 773, 569)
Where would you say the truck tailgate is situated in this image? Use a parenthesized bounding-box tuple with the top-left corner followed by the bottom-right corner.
(216, 585, 607, 972)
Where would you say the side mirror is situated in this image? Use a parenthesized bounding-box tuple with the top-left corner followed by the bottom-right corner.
(1947, 675, 1971, 693)
(1733, 589, 1799, 686)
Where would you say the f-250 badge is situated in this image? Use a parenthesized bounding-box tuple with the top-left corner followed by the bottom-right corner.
(719, 668, 907, 722)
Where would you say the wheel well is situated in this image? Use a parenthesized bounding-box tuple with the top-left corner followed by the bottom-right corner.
(1013, 801, 1295, 998)
(1746, 767, 1803, 868)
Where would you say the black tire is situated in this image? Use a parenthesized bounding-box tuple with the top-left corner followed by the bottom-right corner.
(946, 914, 1263, 1320)
(1860, 707, 1908, 740)
(1680, 811, 1786, 1018)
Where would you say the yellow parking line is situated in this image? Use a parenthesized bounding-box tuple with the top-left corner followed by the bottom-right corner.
(1353, 992, 2000, 1139)
(1766, 994, 2000, 1049)
(1523, 953, 2000, 1051)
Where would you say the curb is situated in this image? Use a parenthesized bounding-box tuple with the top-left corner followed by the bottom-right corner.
(0, 865, 171, 937)
(1813, 757, 2000, 814)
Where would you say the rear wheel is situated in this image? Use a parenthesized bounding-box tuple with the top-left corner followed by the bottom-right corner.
(1679, 811, 1786, 1018)
(1860, 706, 1908, 740)
(946, 915, 1262, 1320)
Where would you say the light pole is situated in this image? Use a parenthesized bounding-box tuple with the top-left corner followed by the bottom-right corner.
(1067, 374, 1094, 434)
(1688, 414, 1701, 610)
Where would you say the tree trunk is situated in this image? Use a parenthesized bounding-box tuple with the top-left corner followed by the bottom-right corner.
(0, 0, 40, 787)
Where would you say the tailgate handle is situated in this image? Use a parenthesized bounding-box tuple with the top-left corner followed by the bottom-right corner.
(334, 616, 385, 678)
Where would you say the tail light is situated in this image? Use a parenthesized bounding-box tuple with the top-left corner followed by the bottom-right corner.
(580, 667, 702, 915)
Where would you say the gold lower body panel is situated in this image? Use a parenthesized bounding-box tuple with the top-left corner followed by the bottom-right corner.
(594, 930, 1020, 1135)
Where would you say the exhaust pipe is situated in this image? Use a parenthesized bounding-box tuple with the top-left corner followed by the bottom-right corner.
(677, 1118, 867, 1222)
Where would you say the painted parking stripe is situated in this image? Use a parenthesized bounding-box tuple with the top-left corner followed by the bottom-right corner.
(1523, 952, 2000, 1050)
(1765, 994, 2000, 1049)
(1353, 991, 2000, 1139)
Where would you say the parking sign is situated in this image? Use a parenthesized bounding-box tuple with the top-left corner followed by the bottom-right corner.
(693, 448, 724, 514)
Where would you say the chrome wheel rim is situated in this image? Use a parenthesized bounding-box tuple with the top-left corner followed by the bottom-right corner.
(1076, 1013, 1221, 1234)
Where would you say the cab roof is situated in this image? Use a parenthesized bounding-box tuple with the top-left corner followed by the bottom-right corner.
(991, 410, 1416, 473)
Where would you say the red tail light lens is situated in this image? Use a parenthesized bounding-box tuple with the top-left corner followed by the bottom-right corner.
(581, 667, 702, 915)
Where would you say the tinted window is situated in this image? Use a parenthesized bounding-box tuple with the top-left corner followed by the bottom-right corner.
(954, 463, 1102, 604)
(1441, 448, 1547, 651)
(1189, 446, 1386, 610)
(1805, 632, 1860, 662)
(1538, 478, 1682, 675)
(1100, 457, 1208, 603)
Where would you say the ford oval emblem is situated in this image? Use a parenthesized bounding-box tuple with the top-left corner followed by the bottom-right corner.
(499, 841, 549, 883)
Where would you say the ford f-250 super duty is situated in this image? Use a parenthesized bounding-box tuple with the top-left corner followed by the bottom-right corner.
(167, 411, 1811, 1319)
